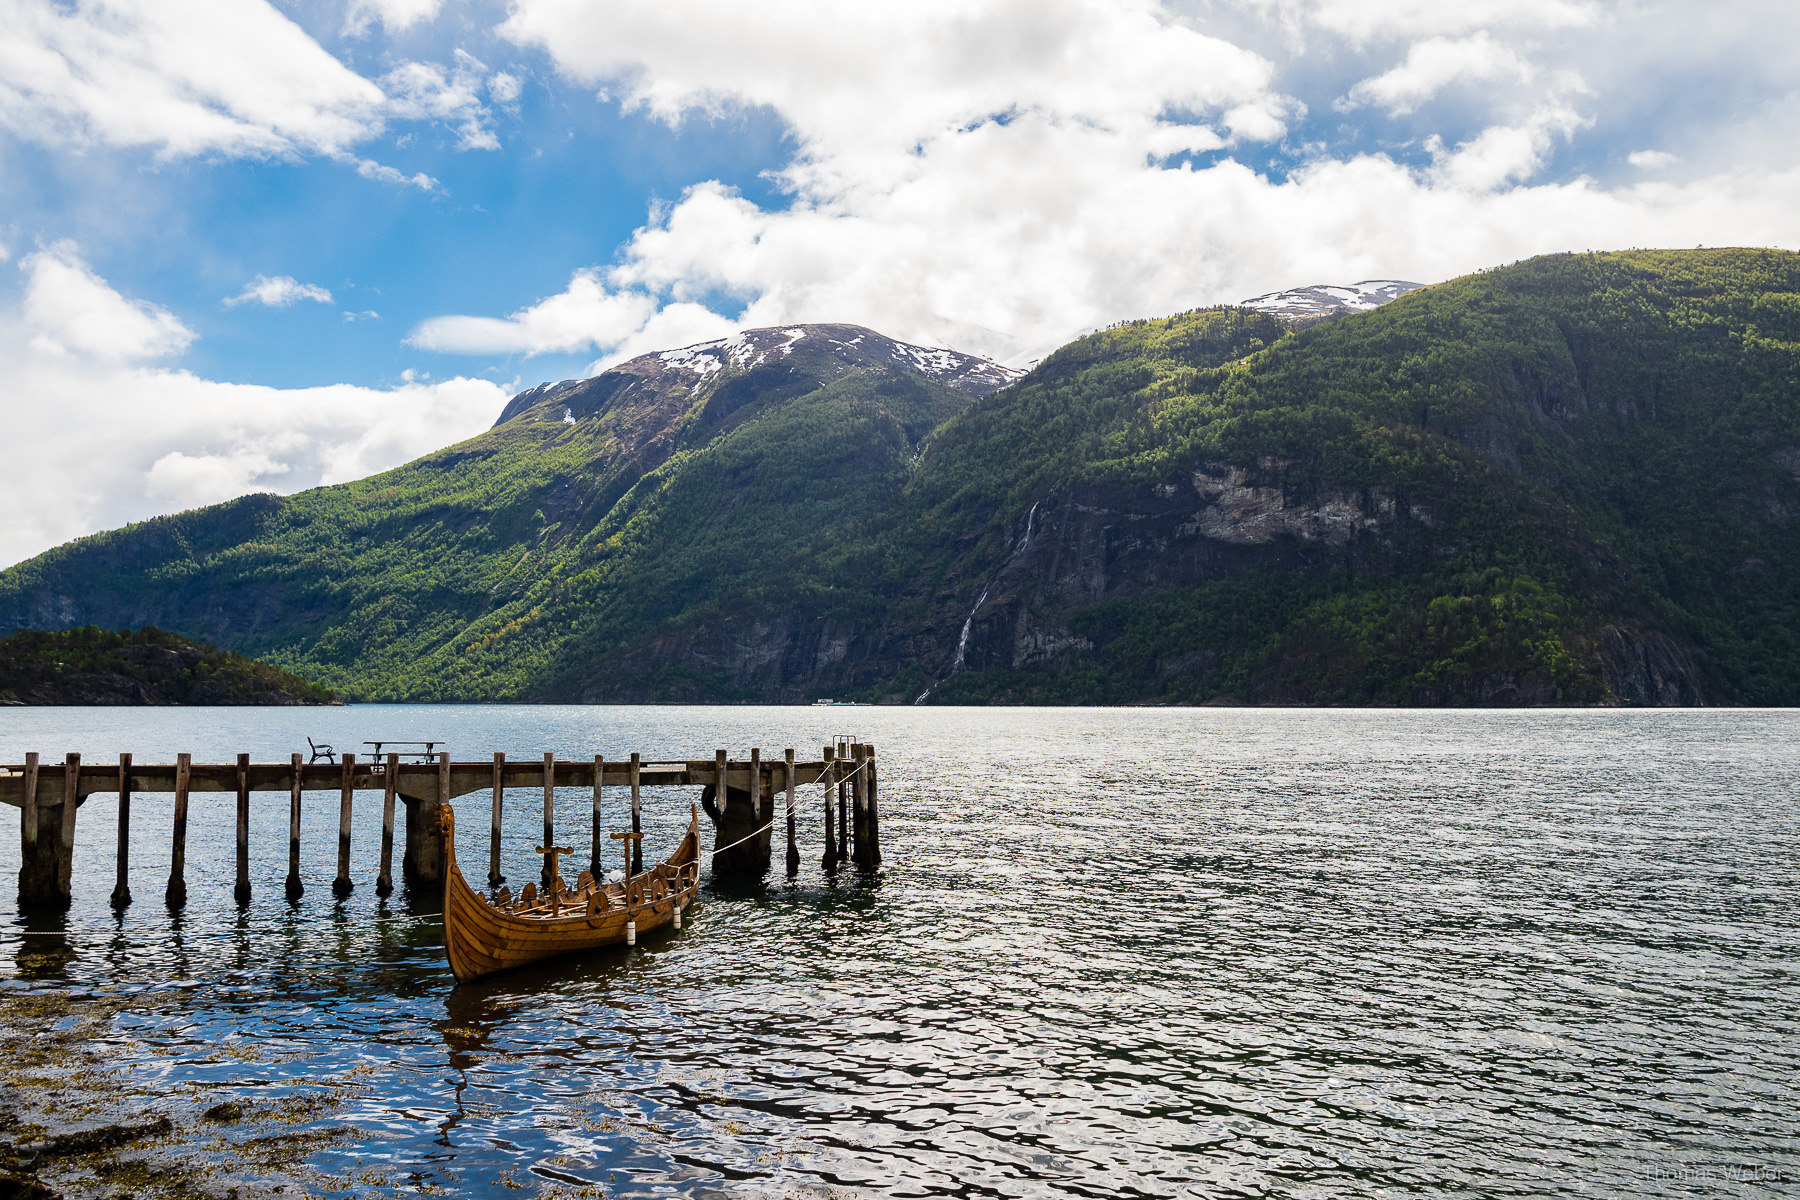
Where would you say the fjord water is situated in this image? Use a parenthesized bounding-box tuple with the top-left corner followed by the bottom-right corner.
(1, 707, 1795, 1198)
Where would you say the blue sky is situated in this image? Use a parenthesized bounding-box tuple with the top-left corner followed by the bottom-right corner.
(2, 0, 1798, 565)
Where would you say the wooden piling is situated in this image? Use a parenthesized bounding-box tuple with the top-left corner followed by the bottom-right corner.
(784, 747, 799, 877)
(852, 744, 876, 870)
(377, 752, 398, 897)
(400, 753, 450, 888)
(751, 746, 770, 876)
(234, 752, 251, 905)
(110, 753, 132, 908)
(18, 752, 40, 895)
(488, 752, 505, 886)
(837, 750, 850, 864)
(59, 752, 81, 901)
(541, 751, 555, 888)
(332, 752, 355, 897)
(865, 744, 881, 869)
(749, 746, 762, 825)
(166, 753, 190, 907)
(285, 752, 305, 900)
(590, 754, 604, 877)
(16, 752, 65, 910)
(20, 751, 39, 851)
(821, 745, 838, 872)
(632, 752, 645, 875)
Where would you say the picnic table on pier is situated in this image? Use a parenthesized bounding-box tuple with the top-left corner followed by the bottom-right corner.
(363, 740, 441, 761)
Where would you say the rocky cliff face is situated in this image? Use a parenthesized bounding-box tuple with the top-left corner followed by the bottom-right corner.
(564, 454, 1709, 706)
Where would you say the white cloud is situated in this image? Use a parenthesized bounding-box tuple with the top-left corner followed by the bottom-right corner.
(22, 241, 194, 360)
(343, 0, 445, 38)
(0, 1, 499, 178)
(488, 72, 523, 105)
(0, 247, 507, 567)
(1629, 149, 1677, 169)
(1340, 33, 1535, 116)
(406, 268, 659, 355)
(0, 0, 386, 159)
(384, 50, 503, 153)
(422, 0, 1792, 368)
(1265, 0, 1599, 45)
(350, 155, 437, 190)
(1427, 102, 1592, 192)
(224, 274, 333, 307)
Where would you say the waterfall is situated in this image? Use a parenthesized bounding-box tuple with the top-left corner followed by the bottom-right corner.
(938, 499, 1044, 689)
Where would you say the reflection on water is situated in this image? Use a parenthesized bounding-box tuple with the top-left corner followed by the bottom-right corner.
(1, 706, 1797, 1197)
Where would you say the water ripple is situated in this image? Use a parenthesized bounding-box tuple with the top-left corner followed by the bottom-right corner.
(0, 707, 1796, 1196)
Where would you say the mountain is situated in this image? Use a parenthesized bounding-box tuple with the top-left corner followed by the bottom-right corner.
(3, 250, 1799, 706)
(1240, 280, 1424, 328)
(494, 324, 1022, 429)
(0, 626, 339, 706)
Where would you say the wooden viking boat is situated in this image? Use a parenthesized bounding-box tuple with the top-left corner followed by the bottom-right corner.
(435, 802, 702, 983)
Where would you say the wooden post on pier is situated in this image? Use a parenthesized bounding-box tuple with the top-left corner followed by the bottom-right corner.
(60, 753, 81, 902)
(488, 752, 505, 887)
(234, 752, 251, 905)
(17, 752, 41, 903)
(165, 753, 190, 908)
(331, 753, 356, 897)
(748, 744, 763, 831)
(865, 744, 881, 869)
(590, 754, 604, 878)
(110, 753, 132, 908)
(820, 745, 838, 872)
(377, 752, 398, 897)
(784, 747, 799, 878)
(285, 753, 305, 900)
(632, 753, 645, 875)
(16, 751, 72, 910)
(541, 752, 555, 889)
(852, 744, 877, 870)
(397, 751, 451, 890)
(836, 749, 850, 865)
(751, 747, 772, 877)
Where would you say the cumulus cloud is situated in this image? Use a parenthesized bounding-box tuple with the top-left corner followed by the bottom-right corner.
(224, 274, 333, 307)
(0, 1, 508, 174)
(22, 241, 195, 360)
(1340, 33, 1535, 115)
(406, 0, 1798, 368)
(0, 0, 386, 158)
(0, 246, 507, 567)
(343, 0, 445, 37)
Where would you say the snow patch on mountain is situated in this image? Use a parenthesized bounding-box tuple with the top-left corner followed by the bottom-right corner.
(1241, 280, 1424, 324)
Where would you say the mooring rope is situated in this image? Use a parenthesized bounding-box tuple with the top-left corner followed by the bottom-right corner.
(718, 756, 868, 854)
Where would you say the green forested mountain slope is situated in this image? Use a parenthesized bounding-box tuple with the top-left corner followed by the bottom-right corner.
(0, 626, 337, 706)
(5, 251, 1800, 705)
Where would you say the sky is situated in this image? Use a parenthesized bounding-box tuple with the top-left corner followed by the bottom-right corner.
(2, 0, 1799, 567)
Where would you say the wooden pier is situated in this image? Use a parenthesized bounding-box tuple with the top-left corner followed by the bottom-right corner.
(0, 746, 880, 911)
